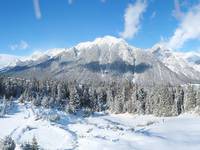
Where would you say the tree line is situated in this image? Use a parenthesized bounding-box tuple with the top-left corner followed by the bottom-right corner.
(0, 76, 200, 117)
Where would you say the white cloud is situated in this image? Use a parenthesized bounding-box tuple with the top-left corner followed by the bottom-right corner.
(166, 4, 200, 49)
(172, 0, 184, 20)
(10, 40, 29, 51)
(33, 0, 41, 19)
(120, 0, 147, 39)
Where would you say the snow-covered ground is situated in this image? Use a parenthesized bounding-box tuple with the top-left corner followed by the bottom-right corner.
(0, 101, 200, 150)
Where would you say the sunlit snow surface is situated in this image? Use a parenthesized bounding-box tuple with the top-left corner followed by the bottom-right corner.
(0, 101, 200, 150)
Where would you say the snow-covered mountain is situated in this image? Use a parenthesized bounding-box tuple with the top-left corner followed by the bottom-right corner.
(150, 44, 200, 82)
(2, 36, 193, 85)
(0, 48, 66, 70)
(16, 48, 66, 67)
(0, 54, 21, 70)
(25, 48, 66, 61)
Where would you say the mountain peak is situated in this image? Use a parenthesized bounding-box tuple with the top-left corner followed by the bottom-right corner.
(150, 43, 173, 60)
(75, 36, 128, 50)
(94, 36, 126, 45)
(151, 43, 172, 53)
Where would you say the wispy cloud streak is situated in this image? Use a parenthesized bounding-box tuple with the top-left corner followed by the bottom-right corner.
(33, 0, 41, 19)
(120, 0, 147, 39)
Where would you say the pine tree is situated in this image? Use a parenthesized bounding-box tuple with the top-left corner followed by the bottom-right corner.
(99, 89, 107, 112)
(0, 77, 3, 96)
(113, 85, 124, 114)
(0, 96, 7, 117)
(195, 86, 200, 107)
(91, 89, 98, 111)
(32, 94, 41, 107)
(145, 88, 155, 114)
(173, 86, 184, 115)
(0, 136, 16, 150)
(136, 88, 146, 115)
(82, 86, 90, 108)
(130, 84, 138, 114)
(68, 85, 80, 113)
(154, 85, 174, 116)
(41, 96, 49, 108)
(57, 83, 64, 104)
(107, 83, 116, 113)
(19, 93, 25, 103)
(123, 81, 132, 113)
(32, 136, 39, 150)
(184, 85, 197, 112)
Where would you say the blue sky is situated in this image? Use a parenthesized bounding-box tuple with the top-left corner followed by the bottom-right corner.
(0, 0, 200, 56)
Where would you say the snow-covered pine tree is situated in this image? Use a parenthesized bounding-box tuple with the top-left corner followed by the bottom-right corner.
(154, 85, 174, 116)
(32, 136, 39, 150)
(56, 83, 64, 105)
(107, 82, 116, 113)
(122, 81, 132, 113)
(49, 97, 56, 108)
(97, 88, 107, 112)
(41, 96, 49, 108)
(68, 85, 80, 113)
(113, 84, 124, 114)
(172, 86, 184, 115)
(184, 85, 197, 112)
(130, 84, 138, 114)
(0, 136, 16, 150)
(82, 86, 90, 109)
(91, 89, 98, 112)
(0, 76, 3, 96)
(21, 136, 39, 150)
(0, 96, 7, 117)
(87, 87, 95, 111)
(145, 87, 155, 114)
(18, 93, 25, 103)
(32, 94, 41, 107)
(196, 86, 200, 107)
(136, 87, 146, 115)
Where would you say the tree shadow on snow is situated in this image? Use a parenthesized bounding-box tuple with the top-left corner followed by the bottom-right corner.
(6, 101, 21, 116)
(135, 128, 167, 140)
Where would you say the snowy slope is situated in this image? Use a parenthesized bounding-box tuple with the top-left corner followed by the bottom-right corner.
(3, 36, 188, 85)
(74, 36, 136, 64)
(25, 48, 66, 61)
(1, 100, 200, 150)
(181, 51, 200, 73)
(0, 54, 21, 69)
(16, 48, 66, 67)
(0, 48, 66, 70)
(150, 44, 200, 82)
(1, 36, 200, 84)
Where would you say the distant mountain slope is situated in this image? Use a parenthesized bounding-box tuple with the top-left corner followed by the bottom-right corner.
(0, 48, 66, 69)
(2, 36, 192, 85)
(0, 54, 21, 69)
(150, 44, 200, 82)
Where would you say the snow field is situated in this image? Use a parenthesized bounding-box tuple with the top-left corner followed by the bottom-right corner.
(1, 101, 200, 150)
